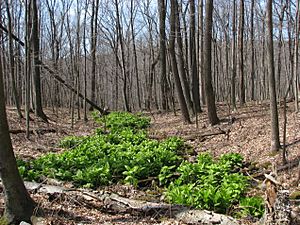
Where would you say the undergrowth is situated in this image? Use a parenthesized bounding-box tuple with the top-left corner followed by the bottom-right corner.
(17, 111, 264, 218)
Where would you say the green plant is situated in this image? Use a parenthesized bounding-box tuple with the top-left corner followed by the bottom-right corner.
(165, 153, 252, 215)
(93, 111, 150, 132)
(236, 196, 265, 218)
(18, 113, 183, 188)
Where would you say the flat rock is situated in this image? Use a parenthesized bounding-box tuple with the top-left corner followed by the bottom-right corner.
(175, 209, 239, 225)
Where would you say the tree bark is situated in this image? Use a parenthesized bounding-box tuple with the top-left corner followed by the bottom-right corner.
(204, 0, 219, 125)
(231, 0, 237, 110)
(174, 1, 194, 112)
(250, 0, 255, 101)
(158, 0, 168, 111)
(115, 0, 130, 112)
(0, 40, 36, 225)
(238, 0, 245, 106)
(31, 0, 48, 122)
(294, 0, 300, 112)
(190, 0, 202, 113)
(90, 0, 100, 111)
(170, 0, 191, 124)
(267, 0, 280, 151)
(5, 0, 23, 120)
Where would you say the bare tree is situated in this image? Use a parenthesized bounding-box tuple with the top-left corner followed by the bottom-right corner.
(170, 0, 191, 124)
(250, 0, 255, 101)
(266, 0, 280, 151)
(294, 0, 300, 112)
(231, 0, 237, 110)
(238, 0, 245, 105)
(5, 0, 23, 119)
(204, 0, 219, 125)
(158, 0, 168, 111)
(0, 43, 36, 225)
(115, 0, 130, 111)
(190, 0, 202, 113)
(31, 0, 48, 122)
(90, 0, 100, 110)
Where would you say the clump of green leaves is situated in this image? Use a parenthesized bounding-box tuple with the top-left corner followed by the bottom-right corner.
(92, 111, 150, 131)
(164, 153, 264, 217)
(17, 112, 264, 219)
(236, 196, 265, 218)
(18, 113, 183, 188)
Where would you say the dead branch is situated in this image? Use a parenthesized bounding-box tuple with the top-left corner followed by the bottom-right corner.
(149, 129, 229, 141)
(9, 128, 56, 135)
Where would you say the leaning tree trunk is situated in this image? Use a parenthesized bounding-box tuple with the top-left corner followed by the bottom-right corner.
(174, 1, 194, 113)
(169, 0, 191, 124)
(0, 41, 36, 225)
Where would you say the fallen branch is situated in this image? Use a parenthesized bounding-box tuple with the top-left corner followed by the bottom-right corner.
(149, 129, 229, 142)
(9, 128, 56, 135)
(18, 181, 239, 225)
(252, 159, 300, 180)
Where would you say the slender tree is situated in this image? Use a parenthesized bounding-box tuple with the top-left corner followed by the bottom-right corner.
(294, 0, 300, 112)
(90, 0, 100, 111)
(250, 0, 255, 101)
(174, 0, 194, 112)
(5, 0, 23, 119)
(170, 0, 191, 124)
(204, 0, 219, 125)
(198, 0, 205, 106)
(266, 0, 280, 151)
(238, 0, 245, 105)
(190, 0, 201, 113)
(0, 44, 36, 225)
(158, 0, 168, 111)
(31, 0, 48, 122)
(231, 0, 237, 110)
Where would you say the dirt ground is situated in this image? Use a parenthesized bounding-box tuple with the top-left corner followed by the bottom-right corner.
(1, 102, 299, 224)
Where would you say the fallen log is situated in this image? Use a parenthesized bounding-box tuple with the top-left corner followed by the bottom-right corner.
(18, 181, 239, 225)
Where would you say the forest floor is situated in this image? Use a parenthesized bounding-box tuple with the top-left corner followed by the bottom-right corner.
(1, 102, 300, 224)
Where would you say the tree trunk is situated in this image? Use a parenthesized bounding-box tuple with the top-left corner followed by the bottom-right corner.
(0, 40, 36, 225)
(90, 0, 99, 111)
(238, 0, 245, 106)
(31, 0, 48, 122)
(294, 0, 300, 112)
(25, 0, 32, 139)
(250, 0, 255, 101)
(231, 0, 237, 110)
(174, 1, 194, 112)
(198, 0, 206, 106)
(158, 0, 168, 111)
(130, 0, 141, 110)
(170, 0, 191, 124)
(266, 0, 280, 151)
(5, 0, 23, 119)
(115, 0, 130, 112)
(190, 0, 202, 113)
(204, 0, 219, 125)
